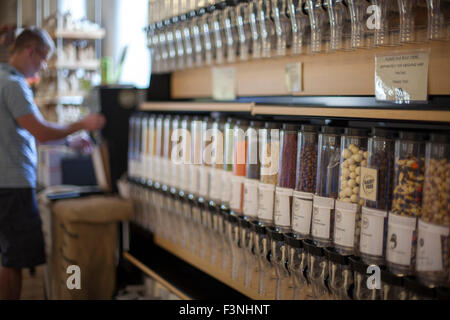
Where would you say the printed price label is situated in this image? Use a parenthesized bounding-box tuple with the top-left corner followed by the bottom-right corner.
(311, 196, 335, 240)
(243, 179, 259, 218)
(212, 67, 236, 101)
(334, 200, 358, 248)
(285, 62, 302, 94)
(416, 219, 450, 272)
(386, 213, 417, 266)
(258, 183, 276, 221)
(375, 52, 429, 103)
(292, 191, 313, 235)
(359, 206, 388, 257)
(274, 187, 294, 227)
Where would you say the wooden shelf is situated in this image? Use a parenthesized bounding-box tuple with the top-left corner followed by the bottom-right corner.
(53, 29, 106, 40)
(139, 101, 450, 122)
(252, 105, 450, 122)
(152, 235, 273, 300)
(123, 251, 192, 300)
(50, 60, 100, 70)
(171, 41, 450, 99)
(140, 102, 253, 113)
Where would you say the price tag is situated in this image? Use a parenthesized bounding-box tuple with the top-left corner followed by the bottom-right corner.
(212, 67, 236, 101)
(360, 167, 378, 202)
(375, 52, 429, 103)
(285, 62, 302, 94)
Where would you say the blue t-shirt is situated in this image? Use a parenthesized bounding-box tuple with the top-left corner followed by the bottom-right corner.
(0, 63, 41, 188)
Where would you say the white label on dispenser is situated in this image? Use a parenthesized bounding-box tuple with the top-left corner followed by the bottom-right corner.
(198, 166, 211, 198)
(386, 213, 417, 266)
(311, 195, 335, 240)
(416, 219, 450, 272)
(189, 165, 199, 194)
(145, 155, 153, 181)
(171, 162, 180, 189)
(292, 191, 313, 235)
(162, 158, 170, 185)
(274, 187, 294, 227)
(221, 171, 233, 203)
(334, 200, 358, 248)
(243, 179, 259, 218)
(230, 175, 245, 211)
(359, 206, 388, 257)
(258, 183, 275, 221)
(209, 168, 223, 201)
(153, 157, 160, 183)
(178, 163, 189, 191)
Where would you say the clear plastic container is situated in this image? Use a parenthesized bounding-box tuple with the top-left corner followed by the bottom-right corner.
(248, 0, 262, 58)
(371, 0, 401, 47)
(221, 118, 235, 211)
(398, 0, 428, 44)
(381, 269, 407, 300)
(271, 0, 291, 57)
(349, 256, 381, 300)
(347, 0, 375, 49)
(211, 2, 226, 64)
(285, 233, 312, 299)
(199, 117, 213, 260)
(268, 228, 291, 300)
(243, 221, 258, 289)
(404, 276, 436, 300)
(305, 0, 331, 54)
(274, 124, 300, 233)
(243, 120, 263, 221)
(334, 127, 369, 256)
(209, 117, 226, 205)
(162, 115, 173, 188)
(325, 0, 352, 51)
(189, 116, 204, 197)
(292, 124, 320, 239)
(257, 0, 276, 58)
(387, 131, 428, 276)
(286, 0, 311, 56)
(258, 122, 282, 227)
(324, 247, 353, 300)
(416, 134, 450, 288)
(238, 217, 253, 286)
(222, 1, 238, 63)
(127, 115, 137, 179)
(139, 115, 150, 183)
(164, 20, 177, 71)
(181, 13, 194, 69)
(360, 128, 396, 266)
(236, 0, 251, 61)
(312, 126, 343, 247)
(230, 119, 249, 215)
(173, 14, 186, 70)
(427, 0, 450, 41)
(303, 239, 331, 299)
(245, 222, 265, 291)
(145, 114, 157, 183)
(229, 214, 245, 282)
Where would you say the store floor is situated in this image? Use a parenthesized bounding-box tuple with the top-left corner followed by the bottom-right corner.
(0, 255, 46, 300)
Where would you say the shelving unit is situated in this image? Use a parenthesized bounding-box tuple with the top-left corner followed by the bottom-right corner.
(125, 2, 450, 300)
(33, 1, 104, 123)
